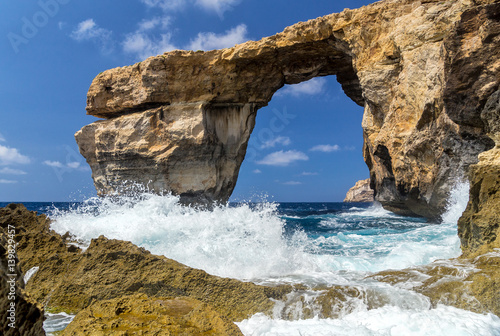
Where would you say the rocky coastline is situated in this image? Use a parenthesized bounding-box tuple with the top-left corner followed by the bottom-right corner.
(0, 201, 499, 334)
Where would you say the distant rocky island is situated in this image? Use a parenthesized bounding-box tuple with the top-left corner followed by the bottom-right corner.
(2, 0, 500, 334)
(344, 179, 374, 202)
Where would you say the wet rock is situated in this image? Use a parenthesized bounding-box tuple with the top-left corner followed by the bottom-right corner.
(371, 251, 500, 316)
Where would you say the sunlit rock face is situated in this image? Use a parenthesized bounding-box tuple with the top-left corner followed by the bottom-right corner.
(77, 0, 498, 219)
(344, 179, 374, 203)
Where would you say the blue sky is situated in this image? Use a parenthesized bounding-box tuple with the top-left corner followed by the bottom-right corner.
(0, 0, 374, 202)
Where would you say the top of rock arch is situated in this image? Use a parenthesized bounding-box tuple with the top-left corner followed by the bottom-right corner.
(87, 0, 481, 118)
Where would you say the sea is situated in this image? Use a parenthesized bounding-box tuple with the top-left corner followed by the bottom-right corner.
(4, 182, 500, 335)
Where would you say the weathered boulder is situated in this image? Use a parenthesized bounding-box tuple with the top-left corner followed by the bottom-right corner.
(76, 0, 499, 220)
(60, 294, 243, 336)
(344, 178, 374, 202)
(0, 204, 290, 322)
(0, 204, 45, 336)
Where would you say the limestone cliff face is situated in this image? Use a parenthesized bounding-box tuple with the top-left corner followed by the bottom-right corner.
(77, 0, 499, 218)
(344, 179, 374, 202)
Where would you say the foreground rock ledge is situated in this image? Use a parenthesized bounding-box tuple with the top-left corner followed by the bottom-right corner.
(60, 294, 243, 336)
(0, 209, 45, 336)
(77, 0, 499, 220)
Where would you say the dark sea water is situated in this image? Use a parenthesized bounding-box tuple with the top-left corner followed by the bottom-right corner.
(5, 187, 500, 335)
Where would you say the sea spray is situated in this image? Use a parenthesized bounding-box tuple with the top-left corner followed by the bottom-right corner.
(50, 193, 315, 280)
(237, 305, 500, 336)
(46, 183, 500, 335)
(441, 181, 471, 224)
(50, 183, 470, 283)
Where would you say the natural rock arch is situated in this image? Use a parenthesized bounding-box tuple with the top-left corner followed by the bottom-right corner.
(76, 0, 499, 221)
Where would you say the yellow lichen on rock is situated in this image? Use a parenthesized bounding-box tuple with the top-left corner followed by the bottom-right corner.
(60, 294, 243, 336)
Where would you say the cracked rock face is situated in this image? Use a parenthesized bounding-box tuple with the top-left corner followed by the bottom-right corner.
(77, 0, 499, 219)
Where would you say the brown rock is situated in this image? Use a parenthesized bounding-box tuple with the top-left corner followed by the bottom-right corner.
(76, 0, 499, 221)
(344, 178, 374, 202)
(0, 204, 45, 336)
(457, 89, 500, 255)
(60, 294, 243, 336)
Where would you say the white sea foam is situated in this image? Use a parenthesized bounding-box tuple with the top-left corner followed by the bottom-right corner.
(43, 312, 75, 334)
(50, 194, 316, 280)
(344, 202, 399, 218)
(441, 181, 470, 224)
(46, 182, 489, 335)
(23, 266, 39, 284)
(49, 181, 469, 282)
(237, 306, 500, 336)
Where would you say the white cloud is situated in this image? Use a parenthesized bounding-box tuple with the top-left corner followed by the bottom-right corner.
(283, 181, 302, 185)
(310, 144, 340, 153)
(43, 160, 64, 168)
(43, 161, 84, 170)
(137, 17, 171, 32)
(123, 32, 177, 60)
(0, 167, 27, 175)
(253, 169, 262, 174)
(257, 150, 308, 167)
(0, 179, 17, 184)
(71, 19, 104, 40)
(261, 136, 291, 149)
(141, 0, 239, 15)
(0, 145, 30, 165)
(140, 0, 185, 11)
(195, 0, 240, 16)
(301, 171, 318, 176)
(66, 162, 81, 169)
(71, 19, 114, 54)
(0, 132, 5, 142)
(187, 24, 248, 51)
(279, 77, 326, 97)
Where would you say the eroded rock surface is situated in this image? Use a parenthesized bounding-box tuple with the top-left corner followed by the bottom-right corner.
(344, 178, 374, 202)
(371, 250, 500, 316)
(458, 89, 500, 255)
(77, 0, 499, 220)
(0, 204, 45, 336)
(60, 294, 243, 336)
